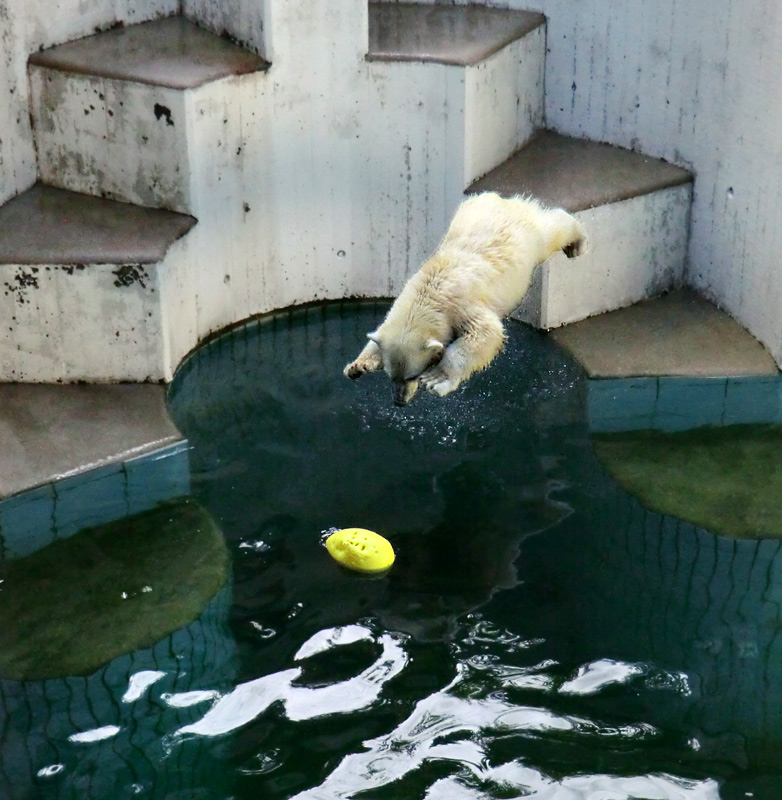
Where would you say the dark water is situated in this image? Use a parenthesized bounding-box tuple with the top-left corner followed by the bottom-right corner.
(3, 300, 782, 799)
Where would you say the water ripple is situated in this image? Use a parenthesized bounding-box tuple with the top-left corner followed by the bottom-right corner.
(174, 624, 408, 738)
(290, 657, 715, 799)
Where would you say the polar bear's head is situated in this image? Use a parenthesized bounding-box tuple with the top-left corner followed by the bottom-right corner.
(367, 330, 445, 406)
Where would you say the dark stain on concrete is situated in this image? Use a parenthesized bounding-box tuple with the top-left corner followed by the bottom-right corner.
(60, 264, 86, 275)
(112, 264, 149, 288)
(154, 103, 174, 126)
(4, 268, 40, 304)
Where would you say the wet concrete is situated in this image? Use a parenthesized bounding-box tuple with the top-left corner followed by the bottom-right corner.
(29, 16, 268, 90)
(549, 289, 779, 378)
(468, 130, 692, 212)
(0, 384, 183, 499)
(0, 184, 195, 264)
(367, 3, 545, 66)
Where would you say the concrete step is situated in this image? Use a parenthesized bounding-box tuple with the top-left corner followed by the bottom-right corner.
(546, 289, 781, 434)
(365, 3, 546, 213)
(0, 184, 196, 382)
(29, 16, 269, 213)
(468, 130, 693, 329)
(0, 383, 188, 556)
(367, 3, 545, 66)
(550, 289, 778, 379)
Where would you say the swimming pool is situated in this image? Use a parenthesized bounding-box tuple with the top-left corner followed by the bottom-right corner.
(1, 300, 781, 798)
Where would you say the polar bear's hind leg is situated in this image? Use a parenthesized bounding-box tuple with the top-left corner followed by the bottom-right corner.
(544, 208, 589, 259)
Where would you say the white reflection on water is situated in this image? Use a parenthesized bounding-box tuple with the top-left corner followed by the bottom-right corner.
(122, 670, 166, 703)
(294, 623, 375, 659)
(167, 622, 713, 799)
(175, 624, 407, 737)
(560, 658, 645, 695)
(162, 689, 221, 708)
(422, 766, 720, 800)
(559, 658, 692, 698)
(165, 625, 719, 800)
(290, 662, 699, 800)
(68, 725, 121, 744)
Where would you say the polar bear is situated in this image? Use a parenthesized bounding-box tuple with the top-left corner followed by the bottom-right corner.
(344, 192, 588, 405)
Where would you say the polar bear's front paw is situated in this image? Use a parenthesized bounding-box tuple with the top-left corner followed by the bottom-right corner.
(420, 365, 461, 397)
(344, 360, 365, 379)
(344, 355, 382, 379)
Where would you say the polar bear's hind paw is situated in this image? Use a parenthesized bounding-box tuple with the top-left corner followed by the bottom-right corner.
(420, 365, 461, 397)
(563, 235, 588, 259)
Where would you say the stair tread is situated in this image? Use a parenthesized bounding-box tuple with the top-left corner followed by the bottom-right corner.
(468, 131, 692, 212)
(0, 383, 183, 499)
(549, 290, 778, 378)
(0, 184, 196, 265)
(367, 3, 545, 66)
(28, 16, 268, 89)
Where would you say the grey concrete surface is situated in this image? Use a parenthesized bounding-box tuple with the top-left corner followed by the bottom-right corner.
(0, 384, 183, 498)
(549, 289, 779, 378)
(29, 16, 268, 89)
(367, 3, 545, 65)
(0, 184, 196, 264)
(468, 130, 692, 212)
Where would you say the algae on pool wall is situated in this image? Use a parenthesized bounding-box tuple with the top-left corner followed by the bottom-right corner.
(0, 497, 229, 681)
(592, 424, 782, 539)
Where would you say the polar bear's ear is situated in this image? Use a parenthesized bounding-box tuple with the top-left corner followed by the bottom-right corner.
(367, 331, 382, 345)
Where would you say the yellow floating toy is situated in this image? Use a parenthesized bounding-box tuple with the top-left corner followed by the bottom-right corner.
(326, 528, 395, 574)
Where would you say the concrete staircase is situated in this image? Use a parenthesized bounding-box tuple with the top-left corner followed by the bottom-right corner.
(0, 185, 195, 382)
(469, 131, 692, 329)
(1, 17, 267, 383)
(0, 1, 700, 501)
(1, 2, 693, 386)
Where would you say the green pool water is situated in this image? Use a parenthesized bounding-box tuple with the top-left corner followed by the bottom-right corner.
(2, 300, 782, 799)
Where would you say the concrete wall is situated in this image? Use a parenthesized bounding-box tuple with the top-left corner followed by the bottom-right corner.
(0, 0, 177, 206)
(531, 0, 782, 365)
(378, 0, 782, 364)
(2, 0, 781, 364)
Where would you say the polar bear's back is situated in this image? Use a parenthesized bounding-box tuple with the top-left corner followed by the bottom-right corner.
(435, 192, 554, 316)
(445, 193, 549, 254)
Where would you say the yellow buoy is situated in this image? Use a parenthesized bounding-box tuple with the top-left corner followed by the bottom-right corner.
(325, 528, 395, 574)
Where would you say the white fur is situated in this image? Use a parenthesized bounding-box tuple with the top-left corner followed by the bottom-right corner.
(344, 192, 588, 404)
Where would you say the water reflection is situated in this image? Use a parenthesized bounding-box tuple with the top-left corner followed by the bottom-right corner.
(4, 302, 782, 798)
(0, 497, 229, 680)
(588, 375, 782, 433)
(252, 625, 711, 800)
(175, 624, 408, 738)
(579, 490, 782, 768)
(0, 440, 189, 559)
(0, 584, 235, 799)
(164, 301, 782, 797)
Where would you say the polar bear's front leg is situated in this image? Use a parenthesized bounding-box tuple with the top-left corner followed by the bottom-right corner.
(344, 339, 383, 379)
(419, 312, 505, 397)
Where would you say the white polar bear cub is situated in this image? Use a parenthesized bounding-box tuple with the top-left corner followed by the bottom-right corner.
(344, 192, 588, 405)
